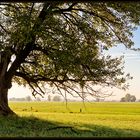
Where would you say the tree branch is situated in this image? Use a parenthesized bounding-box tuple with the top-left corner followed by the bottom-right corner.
(54, 3, 78, 13)
(6, 3, 52, 81)
(29, 3, 34, 18)
(0, 24, 10, 34)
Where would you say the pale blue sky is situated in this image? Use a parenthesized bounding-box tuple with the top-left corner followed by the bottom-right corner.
(8, 27, 140, 101)
(105, 27, 140, 101)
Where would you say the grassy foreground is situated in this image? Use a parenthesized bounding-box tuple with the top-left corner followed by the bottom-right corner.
(0, 101, 140, 137)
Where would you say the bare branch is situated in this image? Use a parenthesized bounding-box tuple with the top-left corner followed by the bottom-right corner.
(29, 3, 35, 18)
(28, 82, 44, 98)
(35, 82, 46, 95)
(54, 3, 78, 13)
(0, 24, 10, 34)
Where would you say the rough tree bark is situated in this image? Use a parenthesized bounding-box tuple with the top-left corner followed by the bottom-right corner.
(0, 52, 15, 116)
(0, 82, 15, 116)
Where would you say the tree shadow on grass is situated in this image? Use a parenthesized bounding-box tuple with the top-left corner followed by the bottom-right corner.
(0, 115, 139, 138)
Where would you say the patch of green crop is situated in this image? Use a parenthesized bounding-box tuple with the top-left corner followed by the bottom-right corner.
(1, 101, 138, 137)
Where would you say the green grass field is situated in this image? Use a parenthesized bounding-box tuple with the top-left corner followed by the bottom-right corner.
(0, 101, 140, 137)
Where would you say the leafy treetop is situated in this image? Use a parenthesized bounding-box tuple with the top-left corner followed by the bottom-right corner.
(0, 2, 140, 100)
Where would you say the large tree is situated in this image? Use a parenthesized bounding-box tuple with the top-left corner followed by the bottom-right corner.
(0, 2, 140, 115)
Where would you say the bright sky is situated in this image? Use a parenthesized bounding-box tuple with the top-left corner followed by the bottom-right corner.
(105, 26, 140, 101)
(8, 27, 140, 101)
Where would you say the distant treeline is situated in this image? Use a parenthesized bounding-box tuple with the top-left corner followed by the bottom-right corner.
(9, 94, 140, 102)
(9, 96, 40, 101)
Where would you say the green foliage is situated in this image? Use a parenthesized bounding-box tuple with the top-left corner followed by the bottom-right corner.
(0, 2, 140, 98)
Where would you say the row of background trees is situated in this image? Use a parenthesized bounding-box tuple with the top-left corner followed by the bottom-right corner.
(9, 95, 62, 102)
(9, 93, 140, 102)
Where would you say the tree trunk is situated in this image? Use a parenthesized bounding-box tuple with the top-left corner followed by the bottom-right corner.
(0, 52, 16, 116)
(0, 84, 16, 116)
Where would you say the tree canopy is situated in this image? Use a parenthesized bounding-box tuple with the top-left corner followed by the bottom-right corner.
(120, 93, 136, 102)
(0, 2, 140, 107)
